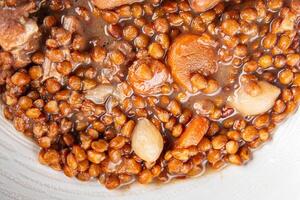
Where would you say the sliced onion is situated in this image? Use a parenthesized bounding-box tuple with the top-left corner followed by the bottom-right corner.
(85, 84, 115, 104)
(85, 83, 129, 105)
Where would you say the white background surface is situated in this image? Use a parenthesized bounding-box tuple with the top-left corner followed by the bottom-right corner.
(0, 111, 299, 200)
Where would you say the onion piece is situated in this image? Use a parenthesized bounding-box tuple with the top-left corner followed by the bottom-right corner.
(85, 84, 127, 104)
(85, 84, 115, 104)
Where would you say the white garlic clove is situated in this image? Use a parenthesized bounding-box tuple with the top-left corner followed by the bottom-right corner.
(131, 118, 163, 163)
(228, 81, 281, 116)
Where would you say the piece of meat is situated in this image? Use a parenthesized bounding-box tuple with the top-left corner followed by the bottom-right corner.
(189, 0, 222, 13)
(0, 2, 40, 67)
(0, 2, 39, 51)
(91, 0, 143, 10)
(127, 57, 169, 95)
(167, 34, 218, 92)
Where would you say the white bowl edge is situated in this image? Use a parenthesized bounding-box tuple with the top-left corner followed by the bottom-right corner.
(0, 111, 300, 200)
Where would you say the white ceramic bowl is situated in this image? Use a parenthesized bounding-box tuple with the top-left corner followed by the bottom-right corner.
(0, 111, 300, 200)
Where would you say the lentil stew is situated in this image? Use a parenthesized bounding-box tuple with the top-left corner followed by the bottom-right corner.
(0, 0, 299, 190)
